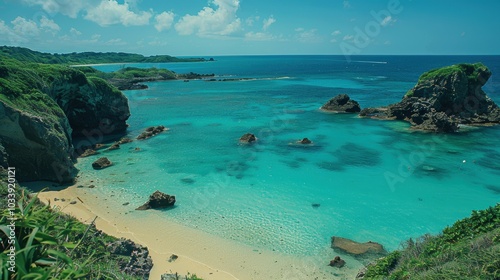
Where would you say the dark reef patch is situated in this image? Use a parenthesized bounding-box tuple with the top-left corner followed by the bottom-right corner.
(331, 143, 381, 167)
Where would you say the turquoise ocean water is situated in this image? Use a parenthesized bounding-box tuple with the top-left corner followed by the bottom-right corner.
(77, 56, 500, 257)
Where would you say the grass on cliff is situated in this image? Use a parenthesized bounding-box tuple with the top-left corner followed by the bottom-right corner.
(362, 204, 500, 280)
(79, 66, 177, 80)
(0, 173, 144, 279)
(406, 63, 489, 97)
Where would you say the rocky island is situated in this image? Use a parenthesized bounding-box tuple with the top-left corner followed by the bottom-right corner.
(360, 63, 500, 132)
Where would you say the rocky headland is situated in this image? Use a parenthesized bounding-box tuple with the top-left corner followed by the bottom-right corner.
(0, 55, 130, 182)
(359, 63, 500, 132)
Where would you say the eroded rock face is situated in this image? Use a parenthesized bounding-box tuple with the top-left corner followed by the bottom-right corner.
(321, 94, 361, 113)
(107, 238, 153, 279)
(0, 142, 8, 169)
(361, 63, 500, 132)
(47, 73, 130, 137)
(0, 61, 130, 182)
(136, 190, 176, 210)
(0, 100, 77, 182)
(331, 236, 386, 257)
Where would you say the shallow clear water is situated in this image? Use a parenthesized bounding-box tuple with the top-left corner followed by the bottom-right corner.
(78, 56, 500, 256)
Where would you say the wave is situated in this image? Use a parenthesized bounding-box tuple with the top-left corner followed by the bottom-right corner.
(350, 60, 388, 64)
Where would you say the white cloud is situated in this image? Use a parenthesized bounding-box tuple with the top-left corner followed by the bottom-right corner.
(262, 16, 275, 31)
(175, 0, 242, 36)
(343, 35, 354, 41)
(91, 34, 101, 41)
(85, 0, 151, 26)
(105, 38, 127, 45)
(244, 31, 275, 41)
(330, 39, 338, 43)
(246, 16, 259, 26)
(20, 0, 89, 18)
(381, 16, 395, 26)
(40, 16, 60, 35)
(155, 11, 175, 32)
(0, 20, 27, 43)
(70, 27, 82, 36)
(12, 17, 40, 37)
(343, 0, 351, 8)
(331, 30, 341, 36)
(295, 28, 321, 43)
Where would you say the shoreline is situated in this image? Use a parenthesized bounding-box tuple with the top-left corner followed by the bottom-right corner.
(33, 183, 362, 280)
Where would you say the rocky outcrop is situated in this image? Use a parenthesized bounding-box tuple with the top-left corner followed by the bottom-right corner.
(331, 236, 386, 257)
(298, 138, 312, 144)
(47, 73, 130, 137)
(360, 63, 500, 132)
(80, 148, 98, 157)
(239, 133, 257, 143)
(0, 59, 130, 182)
(0, 97, 77, 182)
(321, 94, 361, 113)
(0, 142, 8, 169)
(137, 126, 167, 140)
(107, 238, 153, 279)
(329, 256, 346, 268)
(92, 157, 113, 170)
(136, 190, 176, 210)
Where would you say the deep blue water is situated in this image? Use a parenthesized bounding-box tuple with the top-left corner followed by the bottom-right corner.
(79, 56, 500, 258)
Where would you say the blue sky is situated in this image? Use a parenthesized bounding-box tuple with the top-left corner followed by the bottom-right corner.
(0, 0, 499, 56)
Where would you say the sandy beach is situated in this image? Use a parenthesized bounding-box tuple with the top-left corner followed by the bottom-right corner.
(33, 183, 362, 280)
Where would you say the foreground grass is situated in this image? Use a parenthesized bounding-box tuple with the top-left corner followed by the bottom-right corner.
(0, 170, 144, 279)
(363, 204, 500, 280)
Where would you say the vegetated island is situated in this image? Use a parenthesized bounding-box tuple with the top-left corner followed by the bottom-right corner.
(0, 45, 211, 65)
(1, 46, 499, 279)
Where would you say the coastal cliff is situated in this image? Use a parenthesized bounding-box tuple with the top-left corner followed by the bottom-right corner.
(0, 57, 130, 182)
(360, 63, 500, 132)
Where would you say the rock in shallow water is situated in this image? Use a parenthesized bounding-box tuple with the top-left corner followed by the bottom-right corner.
(329, 256, 346, 268)
(137, 125, 167, 140)
(239, 133, 257, 143)
(321, 94, 361, 113)
(136, 190, 176, 210)
(331, 236, 386, 256)
(92, 157, 113, 170)
(360, 63, 500, 132)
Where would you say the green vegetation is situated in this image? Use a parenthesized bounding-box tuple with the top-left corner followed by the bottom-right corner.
(0, 171, 144, 279)
(405, 63, 489, 98)
(417, 62, 488, 83)
(80, 66, 177, 81)
(0, 57, 68, 138)
(0, 46, 207, 65)
(363, 204, 500, 280)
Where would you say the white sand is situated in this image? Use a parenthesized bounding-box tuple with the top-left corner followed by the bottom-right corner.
(36, 184, 361, 280)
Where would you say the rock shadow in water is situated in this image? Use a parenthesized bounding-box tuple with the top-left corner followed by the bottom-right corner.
(412, 164, 449, 180)
(476, 150, 500, 174)
(317, 143, 381, 172)
(180, 178, 196, 185)
(485, 185, 500, 195)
